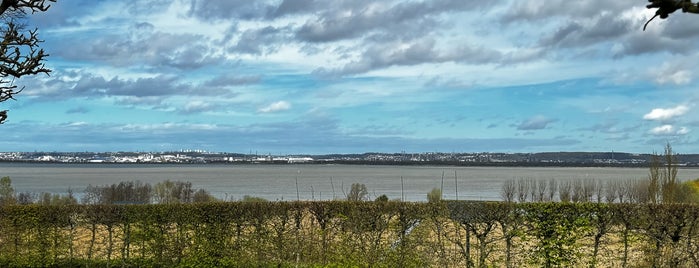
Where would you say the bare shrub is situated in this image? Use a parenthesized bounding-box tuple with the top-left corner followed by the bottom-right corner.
(501, 179, 516, 203)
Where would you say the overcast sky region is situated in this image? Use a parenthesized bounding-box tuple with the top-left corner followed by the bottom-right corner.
(1, 0, 698, 154)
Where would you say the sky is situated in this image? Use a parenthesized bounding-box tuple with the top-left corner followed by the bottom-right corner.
(0, 0, 698, 154)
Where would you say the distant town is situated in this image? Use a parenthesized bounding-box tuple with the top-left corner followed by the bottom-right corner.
(2, 151, 699, 167)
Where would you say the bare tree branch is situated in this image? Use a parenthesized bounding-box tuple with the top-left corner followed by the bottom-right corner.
(0, 0, 55, 124)
(0, 0, 55, 16)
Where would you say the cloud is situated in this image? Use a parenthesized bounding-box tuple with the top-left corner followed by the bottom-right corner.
(314, 38, 502, 76)
(187, 0, 272, 21)
(258, 101, 292, 113)
(678, 127, 691, 135)
(25, 70, 241, 102)
(66, 107, 89, 114)
(10, 0, 699, 154)
(538, 12, 631, 51)
(55, 23, 223, 70)
(203, 74, 261, 87)
(268, 0, 322, 18)
(500, 1, 630, 23)
(293, 0, 490, 43)
(643, 105, 689, 121)
(229, 26, 289, 55)
(179, 101, 217, 114)
(516, 115, 557, 131)
(652, 63, 693, 85)
(649, 125, 690, 136)
(655, 69, 692, 85)
(115, 96, 167, 108)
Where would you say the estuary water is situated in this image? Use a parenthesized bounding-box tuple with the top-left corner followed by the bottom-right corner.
(2, 162, 699, 202)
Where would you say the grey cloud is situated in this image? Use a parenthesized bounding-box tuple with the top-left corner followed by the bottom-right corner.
(125, 0, 173, 15)
(500, 1, 629, 23)
(542, 22, 584, 48)
(66, 107, 90, 114)
(56, 24, 222, 70)
(295, 4, 423, 42)
(114, 96, 167, 108)
(203, 74, 261, 87)
(230, 26, 289, 55)
(134, 22, 155, 31)
(613, 33, 690, 57)
(516, 116, 557, 131)
(168, 43, 223, 69)
(27, 0, 91, 28)
(539, 13, 631, 49)
(619, 15, 699, 56)
(187, 0, 273, 21)
(23, 68, 247, 115)
(663, 16, 699, 39)
(578, 120, 641, 134)
(501, 2, 699, 58)
(315, 38, 502, 76)
(294, 0, 486, 43)
(71, 75, 192, 98)
(269, 0, 321, 18)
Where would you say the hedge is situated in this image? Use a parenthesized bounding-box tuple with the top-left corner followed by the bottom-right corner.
(0, 201, 698, 267)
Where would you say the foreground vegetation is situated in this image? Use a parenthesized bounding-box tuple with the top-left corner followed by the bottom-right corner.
(0, 143, 695, 267)
(0, 201, 699, 267)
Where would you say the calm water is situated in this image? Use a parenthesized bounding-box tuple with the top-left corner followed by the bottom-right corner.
(2, 163, 699, 202)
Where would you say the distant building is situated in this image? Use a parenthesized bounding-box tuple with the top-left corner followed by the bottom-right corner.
(288, 157, 313, 163)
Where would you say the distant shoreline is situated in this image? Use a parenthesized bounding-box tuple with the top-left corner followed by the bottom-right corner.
(2, 159, 697, 168)
(3, 151, 699, 168)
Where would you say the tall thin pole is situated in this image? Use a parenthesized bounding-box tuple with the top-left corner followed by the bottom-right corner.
(330, 176, 335, 200)
(454, 170, 458, 201)
(401, 176, 405, 202)
(295, 170, 300, 201)
(441, 170, 445, 200)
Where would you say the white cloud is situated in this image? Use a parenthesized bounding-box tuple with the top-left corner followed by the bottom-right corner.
(258, 101, 291, 113)
(655, 69, 692, 85)
(181, 101, 214, 114)
(649, 125, 690, 136)
(652, 62, 693, 85)
(643, 105, 689, 121)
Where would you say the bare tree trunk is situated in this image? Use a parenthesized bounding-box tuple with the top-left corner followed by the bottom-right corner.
(88, 223, 96, 260)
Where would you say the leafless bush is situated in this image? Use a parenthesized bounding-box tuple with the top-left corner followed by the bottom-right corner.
(582, 179, 596, 202)
(537, 179, 547, 202)
(559, 180, 571, 203)
(548, 179, 558, 202)
(528, 178, 537, 202)
(604, 181, 618, 203)
(629, 179, 650, 203)
(501, 179, 516, 203)
(572, 180, 584, 203)
(517, 178, 529, 203)
(594, 180, 603, 203)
